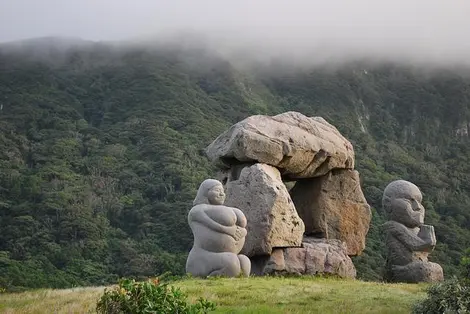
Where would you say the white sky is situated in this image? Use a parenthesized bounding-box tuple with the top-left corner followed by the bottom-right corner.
(1, 0, 470, 63)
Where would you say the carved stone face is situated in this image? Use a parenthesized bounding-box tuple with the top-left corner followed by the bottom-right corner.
(383, 180, 425, 228)
(207, 184, 226, 205)
(193, 179, 225, 206)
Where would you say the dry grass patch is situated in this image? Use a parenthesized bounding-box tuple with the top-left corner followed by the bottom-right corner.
(0, 276, 427, 314)
(0, 286, 104, 314)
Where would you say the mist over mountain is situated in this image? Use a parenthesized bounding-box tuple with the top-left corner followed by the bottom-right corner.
(2, 0, 470, 289)
(1, 34, 470, 290)
(2, 0, 470, 67)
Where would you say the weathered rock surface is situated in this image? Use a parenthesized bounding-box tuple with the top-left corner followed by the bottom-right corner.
(206, 112, 355, 179)
(262, 237, 356, 278)
(205, 111, 371, 277)
(224, 163, 305, 256)
(290, 169, 371, 256)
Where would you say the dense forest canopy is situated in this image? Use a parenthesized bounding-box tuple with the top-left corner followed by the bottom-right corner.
(1, 38, 469, 290)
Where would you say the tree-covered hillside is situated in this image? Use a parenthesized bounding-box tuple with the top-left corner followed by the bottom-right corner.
(0, 38, 469, 290)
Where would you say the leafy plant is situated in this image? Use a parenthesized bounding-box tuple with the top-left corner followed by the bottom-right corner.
(412, 277, 470, 314)
(96, 277, 216, 314)
(460, 248, 470, 278)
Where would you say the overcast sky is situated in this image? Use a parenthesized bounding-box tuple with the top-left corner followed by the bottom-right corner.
(1, 0, 470, 63)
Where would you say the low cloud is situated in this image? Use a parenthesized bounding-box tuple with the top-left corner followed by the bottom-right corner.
(1, 0, 470, 65)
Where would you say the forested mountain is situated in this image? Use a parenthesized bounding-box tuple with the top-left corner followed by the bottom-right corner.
(1, 38, 469, 290)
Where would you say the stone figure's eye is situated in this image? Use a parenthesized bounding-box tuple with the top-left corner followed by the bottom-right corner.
(408, 197, 417, 203)
(213, 187, 223, 194)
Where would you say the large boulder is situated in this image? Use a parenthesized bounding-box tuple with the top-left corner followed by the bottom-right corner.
(290, 169, 371, 256)
(224, 163, 305, 256)
(262, 237, 356, 278)
(206, 112, 355, 179)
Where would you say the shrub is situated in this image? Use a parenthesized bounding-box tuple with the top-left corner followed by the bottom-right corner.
(460, 248, 470, 279)
(96, 278, 216, 314)
(412, 277, 470, 314)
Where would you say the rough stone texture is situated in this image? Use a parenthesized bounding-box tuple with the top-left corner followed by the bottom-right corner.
(250, 255, 272, 276)
(215, 163, 255, 185)
(284, 248, 307, 274)
(186, 179, 251, 277)
(382, 180, 444, 283)
(290, 169, 371, 256)
(261, 249, 287, 274)
(206, 112, 355, 179)
(224, 163, 305, 256)
(262, 237, 356, 278)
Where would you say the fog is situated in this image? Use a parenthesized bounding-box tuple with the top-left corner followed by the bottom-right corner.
(1, 0, 470, 65)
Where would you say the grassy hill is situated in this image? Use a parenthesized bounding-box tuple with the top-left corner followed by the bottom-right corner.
(0, 37, 469, 290)
(0, 277, 427, 314)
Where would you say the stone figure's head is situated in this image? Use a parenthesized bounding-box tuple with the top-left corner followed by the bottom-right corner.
(382, 180, 425, 228)
(193, 179, 226, 206)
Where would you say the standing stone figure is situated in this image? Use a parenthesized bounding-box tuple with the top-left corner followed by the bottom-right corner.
(382, 180, 444, 283)
(186, 179, 251, 277)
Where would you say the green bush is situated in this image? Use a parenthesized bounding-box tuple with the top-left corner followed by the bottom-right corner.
(96, 278, 216, 314)
(412, 277, 470, 314)
(460, 248, 470, 279)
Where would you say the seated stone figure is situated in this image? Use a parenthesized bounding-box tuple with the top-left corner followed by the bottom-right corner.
(186, 179, 251, 277)
(382, 180, 444, 283)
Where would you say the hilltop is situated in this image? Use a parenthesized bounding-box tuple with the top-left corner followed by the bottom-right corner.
(0, 37, 469, 290)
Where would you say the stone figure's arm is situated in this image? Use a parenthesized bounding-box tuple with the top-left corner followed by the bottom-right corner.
(418, 225, 437, 247)
(390, 225, 435, 251)
(204, 207, 246, 240)
(189, 208, 236, 237)
(204, 207, 247, 240)
(205, 207, 237, 226)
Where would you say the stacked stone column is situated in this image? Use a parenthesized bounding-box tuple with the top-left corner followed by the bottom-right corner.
(206, 112, 372, 278)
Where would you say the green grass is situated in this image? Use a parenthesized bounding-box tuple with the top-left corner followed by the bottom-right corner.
(0, 277, 427, 314)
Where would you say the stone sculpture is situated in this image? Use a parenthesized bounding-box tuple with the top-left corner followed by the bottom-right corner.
(186, 179, 251, 277)
(382, 180, 444, 283)
(204, 111, 371, 278)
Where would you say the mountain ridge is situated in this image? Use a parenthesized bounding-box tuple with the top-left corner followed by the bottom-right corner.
(0, 37, 469, 290)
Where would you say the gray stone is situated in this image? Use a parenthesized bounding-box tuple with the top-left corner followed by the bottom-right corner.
(206, 112, 355, 179)
(262, 237, 356, 278)
(224, 163, 305, 256)
(303, 238, 356, 277)
(284, 248, 307, 274)
(186, 179, 251, 277)
(382, 180, 444, 283)
(250, 255, 271, 276)
(290, 169, 371, 256)
(215, 163, 255, 185)
(263, 249, 286, 274)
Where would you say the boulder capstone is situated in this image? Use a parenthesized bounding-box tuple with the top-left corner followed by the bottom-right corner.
(206, 112, 355, 179)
